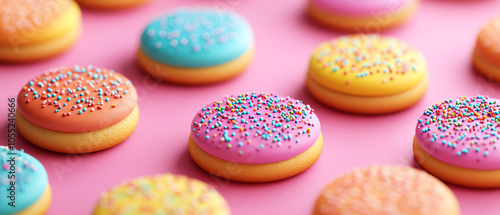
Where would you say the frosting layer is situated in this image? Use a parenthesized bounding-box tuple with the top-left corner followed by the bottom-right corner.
(93, 174, 229, 215)
(313, 166, 459, 215)
(17, 65, 138, 132)
(0, 146, 48, 214)
(310, 0, 413, 16)
(308, 34, 426, 97)
(190, 92, 321, 164)
(140, 8, 253, 68)
(415, 96, 500, 170)
(0, 0, 79, 46)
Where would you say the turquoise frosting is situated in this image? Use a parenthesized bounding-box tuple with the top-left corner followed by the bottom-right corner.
(140, 8, 253, 68)
(0, 146, 48, 215)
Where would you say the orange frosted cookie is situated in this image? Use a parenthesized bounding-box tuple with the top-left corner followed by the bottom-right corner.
(75, 0, 151, 9)
(313, 166, 460, 215)
(473, 17, 500, 82)
(413, 96, 500, 188)
(306, 34, 428, 114)
(0, 0, 81, 62)
(93, 174, 230, 215)
(137, 8, 254, 85)
(16, 65, 139, 154)
(189, 92, 322, 182)
(307, 0, 419, 32)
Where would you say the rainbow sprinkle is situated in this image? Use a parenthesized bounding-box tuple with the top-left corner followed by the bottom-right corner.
(20, 65, 131, 117)
(416, 96, 500, 159)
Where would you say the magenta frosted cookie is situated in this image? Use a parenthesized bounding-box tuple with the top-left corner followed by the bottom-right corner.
(413, 95, 500, 188)
(188, 92, 323, 182)
(307, 0, 419, 31)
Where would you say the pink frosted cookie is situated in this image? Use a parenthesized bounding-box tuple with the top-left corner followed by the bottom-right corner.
(307, 0, 419, 31)
(413, 95, 500, 188)
(188, 92, 323, 182)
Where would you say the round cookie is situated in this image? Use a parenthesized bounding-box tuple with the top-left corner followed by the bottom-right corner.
(473, 17, 500, 82)
(189, 92, 322, 182)
(306, 34, 428, 114)
(93, 174, 230, 215)
(0, 0, 81, 62)
(16, 65, 139, 154)
(75, 0, 150, 9)
(413, 95, 500, 188)
(0, 146, 52, 215)
(137, 8, 254, 85)
(307, 0, 419, 32)
(313, 166, 460, 215)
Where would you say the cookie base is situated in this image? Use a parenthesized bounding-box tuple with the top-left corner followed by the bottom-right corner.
(413, 135, 500, 188)
(188, 133, 323, 183)
(16, 105, 139, 154)
(76, 0, 150, 9)
(137, 45, 254, 85)
(16, 184, 52, 215)
(472, 48, 500, 83)
(307, 0, 418, 32)
(306, 73, 428, 114)
(0, 1, 81, 62)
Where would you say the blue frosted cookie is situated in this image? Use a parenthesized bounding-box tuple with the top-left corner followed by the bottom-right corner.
(137, 8, 255, 85)
(0, 146, 51, 215)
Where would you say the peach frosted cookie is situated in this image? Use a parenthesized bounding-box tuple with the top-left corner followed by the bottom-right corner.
(473, 17, 500, 82)
(313, 166, 460, 215)
(306, 34, 428, 114)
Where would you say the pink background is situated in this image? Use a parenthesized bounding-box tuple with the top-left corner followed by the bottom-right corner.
(2, 0, 500, 214)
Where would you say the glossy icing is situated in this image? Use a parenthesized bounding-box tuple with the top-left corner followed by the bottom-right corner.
(17, 65, 138, 133)
(308, 34, 426, 96)
(140, 8, 253, 68)
(475, 17, 500, 68)
(310, 0, 413, 16)
(94, 174, 229, 215)
(415, 96, 500, 170)
(0, 146, 48, 214)
(190, 92, 321, 164)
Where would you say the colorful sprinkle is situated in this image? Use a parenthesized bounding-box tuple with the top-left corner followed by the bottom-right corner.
(190, 92, 321, 164)
(416, 96, 500, 168)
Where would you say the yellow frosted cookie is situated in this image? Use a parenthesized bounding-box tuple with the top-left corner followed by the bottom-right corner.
(306, 34, 428, 114)
(0, 0, 81, 62)
(93, 174, 230, 215)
